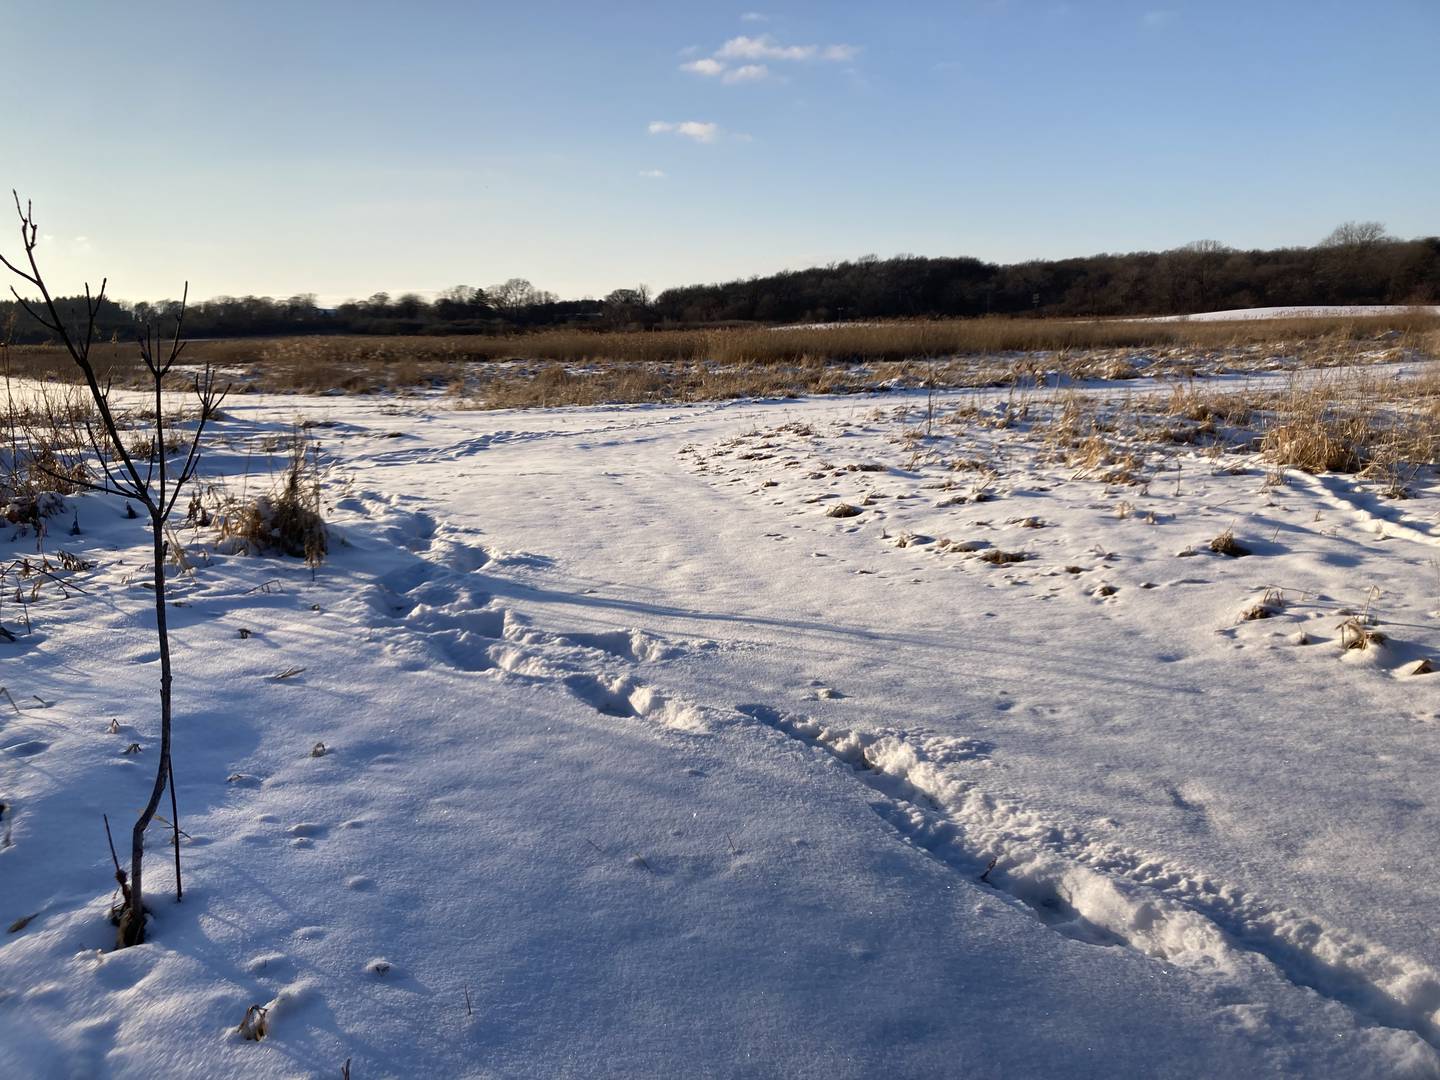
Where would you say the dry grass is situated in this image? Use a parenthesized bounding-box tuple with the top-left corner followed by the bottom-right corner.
(1261, 412, 1369, 473)
(1209, 528, 1252, 557)
(1164, 383, 1255, 426)
(9, 311, 1436, 405)
(1337, 616, 1385, 651)
(1029, 394, 1147, 484)
(1252, 373, 1440, 476)
(979, 549, 1029, 565)
(470, 361, 815, 409)
(1018, 361, 1440, 490)
(1, 340, 144, 385)
(212, 435, 327, 566)
(1, 378, 98, 527)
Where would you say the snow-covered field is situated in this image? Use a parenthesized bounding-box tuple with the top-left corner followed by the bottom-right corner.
(1151, 305, 1440, 322)
(6, 363, 1440, 1078)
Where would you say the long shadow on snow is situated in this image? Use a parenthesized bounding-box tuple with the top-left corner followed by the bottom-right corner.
(475, 577, 1205, 702)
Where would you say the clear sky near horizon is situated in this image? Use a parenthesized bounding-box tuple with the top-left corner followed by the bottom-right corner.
(2, 0, 1436, 305)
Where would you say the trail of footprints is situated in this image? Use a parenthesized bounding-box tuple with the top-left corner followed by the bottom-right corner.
(250, 490, 1440, 1059)
(335, 491, 713, 733)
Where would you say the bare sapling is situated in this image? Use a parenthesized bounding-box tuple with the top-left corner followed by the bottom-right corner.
(1, 192, 228, 947)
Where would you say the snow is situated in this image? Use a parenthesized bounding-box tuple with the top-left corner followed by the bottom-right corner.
(5, 366, 1440, 1077)
(1148, 305, 1440, 322)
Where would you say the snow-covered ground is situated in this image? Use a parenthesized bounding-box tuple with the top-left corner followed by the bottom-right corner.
(1151, 305, 1440, 322)
(5, 365, 1440, 1078)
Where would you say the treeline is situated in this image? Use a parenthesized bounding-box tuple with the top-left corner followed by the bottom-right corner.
(0, 278, 629, 344)
(2, 224, 1436, 344)
(653, 224, 1440, 324)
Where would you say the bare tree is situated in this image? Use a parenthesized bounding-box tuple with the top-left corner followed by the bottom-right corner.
(0, 193, 227, 947)
(485, 277, 537, 316)
(486, 278, 557, 317)
(1177, 240, 1234, 312)
(1321, 221, 1389, 249)
(602, 285, 654, 328)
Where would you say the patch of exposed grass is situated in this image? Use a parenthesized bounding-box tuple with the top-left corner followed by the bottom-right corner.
(10, 311, 1432, 403)
(212, 435, 327, 566)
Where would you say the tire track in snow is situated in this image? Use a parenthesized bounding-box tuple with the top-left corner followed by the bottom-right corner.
(735, 702, 1440, 1057)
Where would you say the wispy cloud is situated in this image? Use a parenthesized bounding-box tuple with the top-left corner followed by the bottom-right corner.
(648, 120, 724, 143)
(681, 57, 726, 76)
(39, 233, 96, 257)
(1142, 9, 1177, 27)
(686, 55, 771, 83)
(679, 32, 859, 83)
(637, 169, 667, 178)
(739, 11, 768, 22)
(717, 34, 815, 61)
(723, 63, 769, 83)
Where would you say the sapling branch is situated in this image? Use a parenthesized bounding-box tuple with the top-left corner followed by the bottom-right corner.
(3, 192, 229, 946)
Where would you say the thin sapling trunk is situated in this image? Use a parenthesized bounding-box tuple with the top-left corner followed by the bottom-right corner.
(1, 192, 225, 947)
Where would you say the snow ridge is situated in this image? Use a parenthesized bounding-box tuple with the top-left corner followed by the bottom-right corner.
(735, 703, 1440, 1056)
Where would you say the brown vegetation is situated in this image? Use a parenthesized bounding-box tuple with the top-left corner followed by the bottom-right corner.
(211, 435, 327, 567)
(6, 312, 1438, 410)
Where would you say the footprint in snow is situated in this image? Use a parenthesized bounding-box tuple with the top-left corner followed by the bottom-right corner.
(244, 953, 291, 975)
(288, 823, 328, 848)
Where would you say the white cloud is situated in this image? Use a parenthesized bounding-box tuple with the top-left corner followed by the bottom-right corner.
(713, 33, 858, 65)
(722, 63, 769, 83)
(717, 34, 816, 61)
(681, 57, 726, 76)
(739, 11, 768, 22)
(677, 31, 856, 89)
(648, 120, 722, 143)
(637, 169, 667, 178)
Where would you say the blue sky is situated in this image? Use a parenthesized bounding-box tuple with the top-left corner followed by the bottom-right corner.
(3, 0, 1436, 304)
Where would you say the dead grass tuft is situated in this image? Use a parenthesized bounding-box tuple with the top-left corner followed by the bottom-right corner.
(1261, 412, 1369, 473)
(978, 549, 1028, 565)
(214, 436, 327, 566)
(1209, 528, 1251, 558)
(1337, 617, 1385, 651)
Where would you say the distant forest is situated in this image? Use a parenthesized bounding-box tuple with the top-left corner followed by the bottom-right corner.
(3, 222, 1436, 343)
